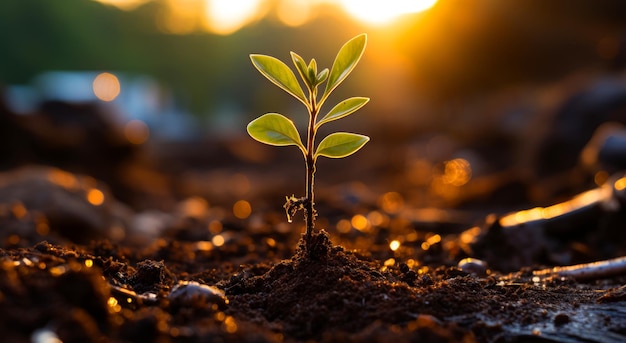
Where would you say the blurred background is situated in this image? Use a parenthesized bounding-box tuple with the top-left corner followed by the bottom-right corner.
(2, 0, 626, 218)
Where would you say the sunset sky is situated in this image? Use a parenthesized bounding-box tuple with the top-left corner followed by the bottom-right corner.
(93, 0, 438, 34)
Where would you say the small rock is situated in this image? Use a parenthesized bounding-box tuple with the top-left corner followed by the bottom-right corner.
(458, 258, 488, 277)
(168, 281, 228, 310)
(553, 312, 570, 326)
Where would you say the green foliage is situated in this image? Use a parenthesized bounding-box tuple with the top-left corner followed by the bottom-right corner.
(316, 97, 369, 129)
(315, 132, 369, 159)
(247, 33, 370, 235)
(247, 33, 369, 160)
(250, 54, 308, 106)
(246, 113, 306, 154)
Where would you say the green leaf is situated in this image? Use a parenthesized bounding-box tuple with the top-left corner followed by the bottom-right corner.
(307, 58, 317, 84)
(316, 68, 329, 86)
(316, 97, 369, 129)
(247, 113, 306, 154)
(314, 132, 369, 160)
(322, 34, 367, 103)
(290, 52, 311, 89)
(250, 54, 307, 105)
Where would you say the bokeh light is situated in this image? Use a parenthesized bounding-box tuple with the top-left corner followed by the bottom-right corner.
(233, 200, 252, 219)
(87, 188, 105, 206)
(92, 72, 121, 102)
(441, 158, 472, 187)
(124, 120, 150, 145)
(379, 192, 404, 214)
(615, 176, 626, 191)
(351, 214, 372, 232)
(212, 234, 225, 247)
(179, 196, 209, 218)
(47, 169, 78, 189)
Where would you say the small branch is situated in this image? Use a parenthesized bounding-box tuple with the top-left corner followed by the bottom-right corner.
(533, 256, 626, 280)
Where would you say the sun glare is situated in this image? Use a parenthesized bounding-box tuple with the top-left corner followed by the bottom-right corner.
(93, 0, 150, 10)
(94, 0, 437, 34)
(204, 0, 263, 35)
(338, 0, 437, 25)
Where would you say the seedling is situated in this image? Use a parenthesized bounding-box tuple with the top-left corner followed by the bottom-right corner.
(247, 33, 369, 248)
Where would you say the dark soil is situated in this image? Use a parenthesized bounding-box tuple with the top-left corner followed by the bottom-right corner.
(2, 200, 626, 343)
(2, 98, 626, 342)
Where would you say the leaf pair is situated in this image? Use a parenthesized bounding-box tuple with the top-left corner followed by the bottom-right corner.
(249, 33, 367, 110)
(247, 113, 369, 160)
(247, 33, 369, 161)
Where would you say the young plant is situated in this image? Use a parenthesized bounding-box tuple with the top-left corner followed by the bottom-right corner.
(247, 33, 369, 246)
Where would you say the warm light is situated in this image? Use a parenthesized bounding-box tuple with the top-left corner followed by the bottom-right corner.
(336, 219, 352, 233)
(339, 0, 437, 25)
(180, 196, 209, 218)
(97, 0, 437, 34)
(367, 210, 387, 227)
(204, 0, 263, 35)
(389, 240, 401, 251)
(460, 227, 481, 245)
(196, 241, 214, 251)
(93, 72, 121, 102)
(208, 220, 223, 234)
(157, 0, 200, 34)
(615, 177, 626, 191)
(212, 234, 225, 247)
(107, 297, 121, 312)
(426, 234, 441, 245)
(500, 188, 608, 227)
(224, 315, 238, 333)
(87, 189, 105, 206)
(384, 258, 395, 267)
(233, 200, 252, 219)
(594, 171, 609, 186)
(442, 158, 472, 187)
(36, 221, 50, 236)
(351, 214, 371, 232)
(93, 0, 150, 10)
(48, 169, 78, 189)
(277, 0, 311, 27)
(124, 120, 150, 145)
(84, 259, 94, 268)
(11, 203, 27, 219)
(379, 192, 404, 214)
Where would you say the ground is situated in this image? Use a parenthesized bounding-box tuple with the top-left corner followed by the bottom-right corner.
(1, 97, 626, 342)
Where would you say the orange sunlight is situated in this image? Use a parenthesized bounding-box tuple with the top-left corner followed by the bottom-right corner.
(93, 0, 437, 34)
(93, 0, 150, 10)
(338, 0, 438, 25)
(203, 0, 264, 35)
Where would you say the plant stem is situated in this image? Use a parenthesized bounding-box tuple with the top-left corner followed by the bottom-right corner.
(304, 90, 318, 241)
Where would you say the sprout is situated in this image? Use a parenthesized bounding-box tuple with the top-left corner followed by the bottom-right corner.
(247, 34, 370, 249)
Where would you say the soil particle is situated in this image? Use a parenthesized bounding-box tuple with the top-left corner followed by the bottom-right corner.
(553, 313, 570, 326)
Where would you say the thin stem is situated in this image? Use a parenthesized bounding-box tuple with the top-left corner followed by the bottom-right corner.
(304, 88, 318, 240)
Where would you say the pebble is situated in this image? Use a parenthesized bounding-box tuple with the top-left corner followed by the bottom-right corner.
(458, 258, 488, 277)
(168, 281, 228, 309)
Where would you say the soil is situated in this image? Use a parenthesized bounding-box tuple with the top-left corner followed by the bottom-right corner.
(1, 174, 626, 343)
(1, 99, 626, 342)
